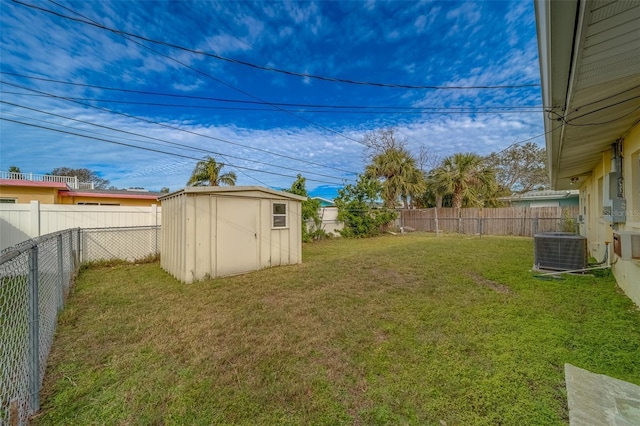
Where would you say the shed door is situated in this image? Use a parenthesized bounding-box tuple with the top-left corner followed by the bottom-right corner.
(216, 197, 259, 276)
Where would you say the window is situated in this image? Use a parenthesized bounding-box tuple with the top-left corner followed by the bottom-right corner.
(0, 198, 16, 204)
(272, 202, 287, 228)
(76, 202, 120, 206)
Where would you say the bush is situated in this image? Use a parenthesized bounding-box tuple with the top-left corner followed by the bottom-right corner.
(335, 175, 397, 238)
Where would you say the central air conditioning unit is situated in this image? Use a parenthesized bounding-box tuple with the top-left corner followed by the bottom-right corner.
(534, 232, 588, 271)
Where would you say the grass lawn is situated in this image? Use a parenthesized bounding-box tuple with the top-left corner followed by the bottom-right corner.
(33, 234, 640, 425)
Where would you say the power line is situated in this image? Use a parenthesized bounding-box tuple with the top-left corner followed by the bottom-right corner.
(32, 1, 366, 147)
(494, 124, 562, 154)
(0, 72, 547, 111)
(0, 99, 352, 182)
(14, 0, 540, 91)
(0, 117, 347, 185)
(1, 109, 272, 186)
(0, 92, 544, 115)
(0, 80, 358, 176)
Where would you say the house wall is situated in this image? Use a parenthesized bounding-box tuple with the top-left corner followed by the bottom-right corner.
(580, 124, 640, 306)
(511, 198, 579, 208)
(615, 124, 640, 305)
(318, 206, 343, 235)
(0, 185, 59, 204)
(0, 202, 161, 251)
(161, 191, 302, 283)
(58, 195, 160, 206)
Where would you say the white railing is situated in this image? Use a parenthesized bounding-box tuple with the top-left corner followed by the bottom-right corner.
(0, 171, 94, 190)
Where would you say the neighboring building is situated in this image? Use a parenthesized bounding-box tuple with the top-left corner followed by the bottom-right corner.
(57, 188, 161, 207)
(159, 186, 306, 283)
(0, 180, 67, 204)
(535, 0, 640, 305)
(318, 206, 343, 236)
(0, 172, 161, 206)
(312, 197, 335, 207)
(310, 197, 343, 235)
(500, 190, 579, 208)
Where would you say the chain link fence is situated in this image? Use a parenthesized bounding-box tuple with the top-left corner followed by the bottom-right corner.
(0, 229, 80, 426)
(0, 225, 160, 425)
(80, 226, 161, 263)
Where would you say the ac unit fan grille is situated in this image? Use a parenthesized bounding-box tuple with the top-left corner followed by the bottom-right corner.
(534, 232, 588, 271)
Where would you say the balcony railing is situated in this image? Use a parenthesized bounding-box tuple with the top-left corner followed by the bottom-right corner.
(0, 171, 94, 190)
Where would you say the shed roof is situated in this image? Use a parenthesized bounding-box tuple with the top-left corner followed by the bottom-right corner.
(158, 186, 307, 202)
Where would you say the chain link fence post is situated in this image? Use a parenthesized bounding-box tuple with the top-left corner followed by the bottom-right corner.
(77, 229, 82, 264)
(57, 234, 64, 313)
(28, 245, 40, 414)
(69, 230, 74, 277)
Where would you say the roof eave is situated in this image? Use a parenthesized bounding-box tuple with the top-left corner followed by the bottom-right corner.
(535, 0, 580, 189)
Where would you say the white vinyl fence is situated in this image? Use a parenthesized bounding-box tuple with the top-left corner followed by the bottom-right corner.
(0, 202, 161, 251)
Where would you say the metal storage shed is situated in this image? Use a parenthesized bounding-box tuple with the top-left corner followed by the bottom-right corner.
(159, 186, 306, 283)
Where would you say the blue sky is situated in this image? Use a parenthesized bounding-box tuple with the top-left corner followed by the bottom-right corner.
(0, 0, 543, 198)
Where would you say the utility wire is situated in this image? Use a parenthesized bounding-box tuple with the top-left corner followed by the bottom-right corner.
(0, 72, 547, 111)
(15, 0, 540, 90)
(0, 117, 346, 185)
(1, 109, 269, 187)
(496, 91, 640, 153)
(36, 0, 365, 147)
(0, 99, 351, 181)
(1, 80, 358, 176)
(0, 92, 544, 114)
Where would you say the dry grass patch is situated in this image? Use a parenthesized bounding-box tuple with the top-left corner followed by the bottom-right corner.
(34, 234, 640, 425)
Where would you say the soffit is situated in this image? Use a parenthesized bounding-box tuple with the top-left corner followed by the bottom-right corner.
(548, 0, 640, 189)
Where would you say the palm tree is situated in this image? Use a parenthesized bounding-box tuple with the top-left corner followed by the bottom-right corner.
(365, 147, 425, 208)
(187, 156, 237, 186)
(429, 153, 496, 209)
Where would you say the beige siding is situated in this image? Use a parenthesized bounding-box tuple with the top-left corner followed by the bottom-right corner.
(578, 124, 640, 306)
(613, 125, 640, 305)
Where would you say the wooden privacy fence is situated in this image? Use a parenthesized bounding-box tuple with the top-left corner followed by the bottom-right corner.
(398, 207, 580, 237)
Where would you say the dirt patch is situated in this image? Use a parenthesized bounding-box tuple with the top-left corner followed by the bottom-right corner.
(467, 272, 512, 294)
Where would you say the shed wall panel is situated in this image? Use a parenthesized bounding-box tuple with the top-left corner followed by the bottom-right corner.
(194, 195, 214, 280)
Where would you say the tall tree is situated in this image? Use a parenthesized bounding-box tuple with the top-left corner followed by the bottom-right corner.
(429, 153, 497, 209)
(187, 156, 237, 186)
(362, 127, 406, 159)
(50, 167, 110, 189)
(8, 165, 21, 173)
(285, 174, 322, 242)
(365, 146, 425, 209)
(484, 142, 549, 194)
